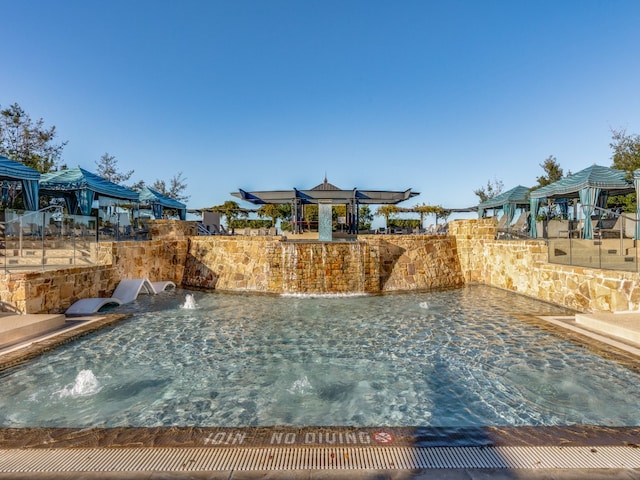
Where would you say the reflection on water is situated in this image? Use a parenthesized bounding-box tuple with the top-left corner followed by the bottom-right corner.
(1, 285, 639, 428)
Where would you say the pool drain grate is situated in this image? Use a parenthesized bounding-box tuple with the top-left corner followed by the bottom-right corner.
(2, 445, 640, 472)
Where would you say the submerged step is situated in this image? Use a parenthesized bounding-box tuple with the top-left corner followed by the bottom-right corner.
(575, 312, 640, 345)
(0, 314, 66, 348)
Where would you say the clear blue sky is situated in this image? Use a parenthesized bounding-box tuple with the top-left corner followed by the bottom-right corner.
(3, 0, 640, 221)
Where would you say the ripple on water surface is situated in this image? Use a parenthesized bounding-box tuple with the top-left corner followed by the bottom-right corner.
(1, 285, 639, 428)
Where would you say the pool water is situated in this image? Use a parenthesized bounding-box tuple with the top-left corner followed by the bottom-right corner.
(1, 285, 639, 428)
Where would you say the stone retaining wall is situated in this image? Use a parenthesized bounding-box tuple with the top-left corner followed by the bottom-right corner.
(182, 234, 464, 294)
(449, 218, 640, 312)
(3, 218, 640, 313)
(360, 235, 464, 292)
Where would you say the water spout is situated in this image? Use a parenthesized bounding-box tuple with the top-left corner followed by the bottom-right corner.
(56, 370, 101, 398)
(182, 294, 198, 309)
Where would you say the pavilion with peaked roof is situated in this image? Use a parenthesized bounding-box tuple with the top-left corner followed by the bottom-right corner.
(231, 177, 419, 234)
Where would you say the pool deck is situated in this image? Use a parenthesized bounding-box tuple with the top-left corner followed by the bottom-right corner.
(1, 311, 640, 479)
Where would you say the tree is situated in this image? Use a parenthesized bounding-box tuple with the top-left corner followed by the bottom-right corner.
(375, 205, 401, 228)
(610, 128, 640, 175)
(151, 172, 190, 203)
(473, 177, 504, 203)
(209, 200, 247, 229)
(0, 102, 67, 172)
(358, 205, 373, 230)
(605, 128, 640, 213)
(257, 203, 286, 227)
(95, 152, 135, 186)
(412, 203, 444, 229)
(534, 155, 563, 189)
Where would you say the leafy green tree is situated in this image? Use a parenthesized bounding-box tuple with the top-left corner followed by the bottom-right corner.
(474, 177, 504, 203)
(375, 205, 401, 228)
(257, 203, 285, 227)
(358, 205, 373, 230)
(412, 203, 444, 229)
(0, 102, 66, 172)
(209, 200, 247, 229)
(610, 128, 640, 175)
(302, 204, 318, 230)
(606, 129, 640, 212)
(534, 155, 563, 189)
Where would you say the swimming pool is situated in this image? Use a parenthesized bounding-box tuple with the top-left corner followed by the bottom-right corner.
(1, 285, 639, 428)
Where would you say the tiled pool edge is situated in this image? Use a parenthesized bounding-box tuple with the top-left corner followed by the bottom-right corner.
(1, 425, 640, 450)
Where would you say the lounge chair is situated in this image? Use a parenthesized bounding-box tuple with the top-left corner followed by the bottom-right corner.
(510, 212, 530, 235)
(66, 278, 175, 316)
(495, 214, 509, 232)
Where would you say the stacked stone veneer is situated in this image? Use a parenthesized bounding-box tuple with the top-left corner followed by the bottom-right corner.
(4, 217, 640, 313)
(182, 234, 464, 294)
(450, 218, 640, 312)
(0, 220, 194, 314)
(361, 235, 464, 292)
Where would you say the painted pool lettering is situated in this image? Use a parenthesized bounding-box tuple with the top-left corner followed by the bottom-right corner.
(270, 431, 372, 445)
(204, 432, 247, 445)
(203, 429, 393, 446)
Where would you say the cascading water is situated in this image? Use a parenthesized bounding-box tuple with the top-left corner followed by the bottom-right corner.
(281, 243, 299, 294)
(279, 241, 368, 294)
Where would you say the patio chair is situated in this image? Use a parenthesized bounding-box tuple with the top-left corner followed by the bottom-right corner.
(436, 223, 449, 235)
(509, 212, 530, 236)
(495, 214, 510, 232)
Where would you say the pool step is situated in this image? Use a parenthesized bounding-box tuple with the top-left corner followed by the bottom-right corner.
(575, 312, 640, 346)
(0, 313, 66, 348)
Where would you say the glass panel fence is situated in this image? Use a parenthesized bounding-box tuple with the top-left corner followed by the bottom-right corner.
(546, 211, 639, 272)
(0, 208, 150, 272)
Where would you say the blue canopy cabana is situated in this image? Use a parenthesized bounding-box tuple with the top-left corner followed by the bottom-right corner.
(477, 185, 530, 228)
(137, 186, 187, 220)
(529, 164, 634, 239)
(0, 155, 41, 211)
(39, 167, 139, 215)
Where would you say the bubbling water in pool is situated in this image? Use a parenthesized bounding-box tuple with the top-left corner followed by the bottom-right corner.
(181, 294, 198, 309)
(55, 370, 101, 398)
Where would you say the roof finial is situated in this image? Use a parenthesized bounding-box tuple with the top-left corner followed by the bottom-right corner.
(324, 171, 328, 185)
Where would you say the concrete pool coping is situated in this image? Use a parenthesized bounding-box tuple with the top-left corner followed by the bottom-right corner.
(1, 311, 640, 478)
(1, 426, 640, 479)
